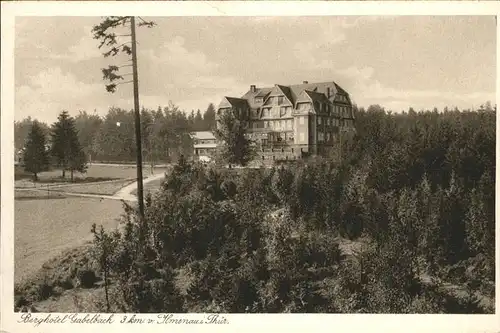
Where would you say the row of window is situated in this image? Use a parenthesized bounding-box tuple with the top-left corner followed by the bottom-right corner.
(220, 106, 352, 123)
(336, 95, 349, 103)
(317, 117, 347, 126)
(317, 132, 339, 143)
(252, 119, 294, 130)
(244, 117, 354, 130)
(195, 148, 214, 155)
(257, 93, 349, 106)
(256, 104, 351, 119)
(297, 115, 353, 126)
(296, 103, 351, 116)
(254, 95, 287, 106)
(267, 132, 294, 142)
(194, 139, 216, 144)
(261, 106, 292, 118)
(261, 95, 287, 106)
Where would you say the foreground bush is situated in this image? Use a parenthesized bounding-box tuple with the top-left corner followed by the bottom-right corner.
(88, 106, 494, 313)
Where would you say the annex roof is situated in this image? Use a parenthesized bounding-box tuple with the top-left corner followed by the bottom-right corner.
(190, 131, 216, 140)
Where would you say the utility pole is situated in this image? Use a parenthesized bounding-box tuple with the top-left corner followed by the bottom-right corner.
(130, 16, 145, 219)
(93, 16, 155, 220)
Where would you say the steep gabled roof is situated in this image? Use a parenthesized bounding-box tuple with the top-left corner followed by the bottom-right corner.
(255, 89, 272, 98)
(241, 87, 273, 109)
(190, 131, 216, 140)
(219, 97, 249, 110)
(295, 90, 312, 105)
(262, 85, 294, 107)
(304, 90, 330, 104)
(288, 81, 348, 102)
(225, 97, 249, 109)
(233, 81, 349, 113)
(275, 84, 294, 105)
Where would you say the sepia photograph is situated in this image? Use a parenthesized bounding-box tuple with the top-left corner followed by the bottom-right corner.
(1, 2, 498, 331)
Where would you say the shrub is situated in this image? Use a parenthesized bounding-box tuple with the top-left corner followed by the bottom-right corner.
(77, 269, 97, 288)
(28, 281, 54, 301)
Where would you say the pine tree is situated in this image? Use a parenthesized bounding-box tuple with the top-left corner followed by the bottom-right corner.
(194, 109, 204, 131)
(51, 111, 87, 181)
(203, 103, 216, 130)
(214, 110, 254, 166)
(23, 121, 49, 181)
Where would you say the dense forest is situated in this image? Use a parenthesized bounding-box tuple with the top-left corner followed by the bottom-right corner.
(14, 103, 216, 164)
(84, 103, 495, 313)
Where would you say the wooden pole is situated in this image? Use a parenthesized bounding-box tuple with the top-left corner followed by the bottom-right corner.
(131, 16, 145, 219)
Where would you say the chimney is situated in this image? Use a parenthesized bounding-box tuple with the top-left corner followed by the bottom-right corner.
(327, 87, 331, 97)
(250, 85, 256, 92)
(303, 81, 308, 84)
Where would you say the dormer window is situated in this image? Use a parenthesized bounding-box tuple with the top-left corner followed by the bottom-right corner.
(255, 97, 263, 104)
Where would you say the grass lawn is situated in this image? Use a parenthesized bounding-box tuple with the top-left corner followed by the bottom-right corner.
(15, 195, 125, 285)
(49, 179, 136, 196)
(15, 164, 168, 184)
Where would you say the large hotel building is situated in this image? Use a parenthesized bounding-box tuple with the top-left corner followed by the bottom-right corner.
(194, 80, 356, 163)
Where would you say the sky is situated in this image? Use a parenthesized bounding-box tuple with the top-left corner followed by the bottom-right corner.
(15, 15, 496, 124)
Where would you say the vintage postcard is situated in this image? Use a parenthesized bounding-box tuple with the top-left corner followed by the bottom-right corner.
(1, 1, 499, 333)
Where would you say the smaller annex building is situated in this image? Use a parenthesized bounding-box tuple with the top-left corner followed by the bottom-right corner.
(190, 131, 217, 162)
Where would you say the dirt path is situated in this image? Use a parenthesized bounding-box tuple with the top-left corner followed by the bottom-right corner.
(113, 173, 165, 201)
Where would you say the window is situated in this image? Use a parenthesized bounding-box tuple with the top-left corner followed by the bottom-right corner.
(280, 106, 286, 117)
(281, 120, 285, 129)
(278, 96, 284, 105)
(299, 133, 305, 142)
(318, 117, 322, 125)
(299, 117, 305, 125)
(288, 119, 293, 129)
(318, 132, 324, 141)
(264, 121, 269, 128)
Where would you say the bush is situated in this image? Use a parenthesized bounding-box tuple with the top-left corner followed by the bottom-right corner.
(87, 129, 495, 314)
(77, 269, 97, 288)
(28, 281, 54, 301)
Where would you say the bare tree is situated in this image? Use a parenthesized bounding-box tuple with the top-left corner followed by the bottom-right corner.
(92, 16, 156, 219)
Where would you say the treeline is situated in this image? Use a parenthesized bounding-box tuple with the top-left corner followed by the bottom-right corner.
(15, 102, 216, 164)
(88, 103, 495, 313)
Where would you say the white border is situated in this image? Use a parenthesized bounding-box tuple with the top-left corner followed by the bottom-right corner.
(1, 2, 499, 333)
